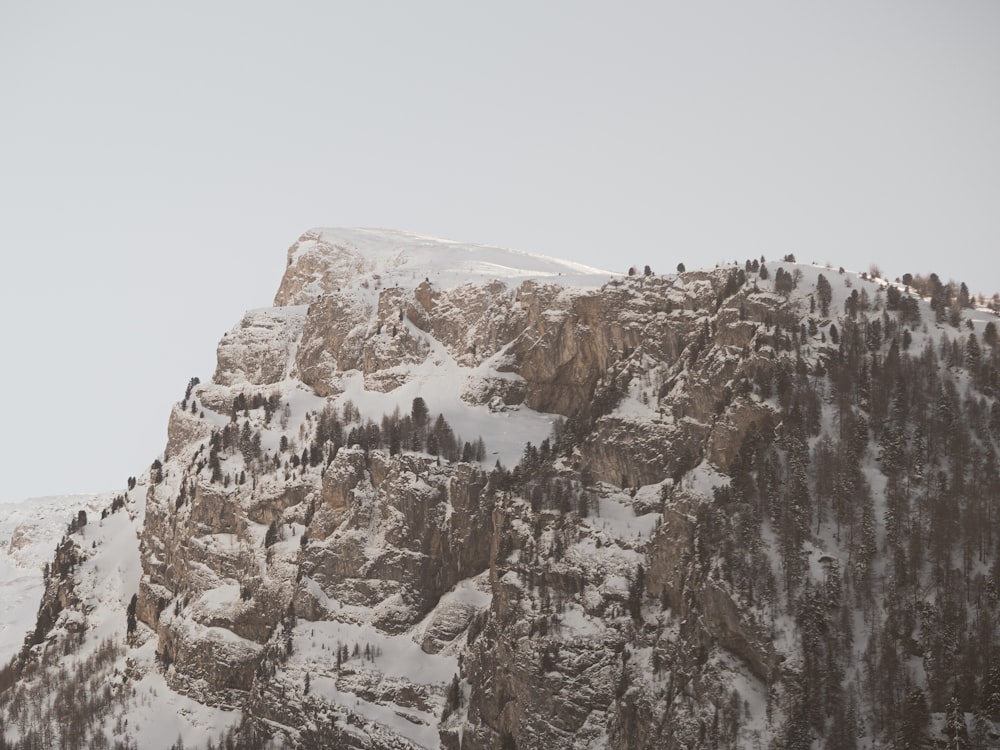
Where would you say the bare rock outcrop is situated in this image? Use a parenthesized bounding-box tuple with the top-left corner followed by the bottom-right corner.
(214, 307, 306, 386)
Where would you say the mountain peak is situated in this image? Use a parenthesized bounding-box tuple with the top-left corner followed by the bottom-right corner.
(273, 227, 615, 306)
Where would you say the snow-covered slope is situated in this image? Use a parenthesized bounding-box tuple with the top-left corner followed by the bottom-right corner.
(0, 494, 105, 663)
(0, 484, 243, 748)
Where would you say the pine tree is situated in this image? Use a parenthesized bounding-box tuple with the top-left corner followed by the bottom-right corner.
(966, 332, 981, 374)
(151, 458, 163, 484)
(264, 522, 279, 548)
(411, 397, 429, 430)
(900, 687, 929, 749)
(984, 321, 998, 349)
(126, 593, 138, 635)
(945, 695, 969, 749)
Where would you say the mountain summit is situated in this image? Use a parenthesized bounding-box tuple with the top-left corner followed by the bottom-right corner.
(273, 228, 612, 307)
(2, 232, 999, 749)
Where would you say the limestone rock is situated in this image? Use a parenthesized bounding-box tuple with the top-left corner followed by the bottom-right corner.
(214, 307, 305, 386)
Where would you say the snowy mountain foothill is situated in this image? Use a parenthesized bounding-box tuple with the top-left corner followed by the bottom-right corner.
(0, 494, 105, 663)
(1, 229, 999, 749)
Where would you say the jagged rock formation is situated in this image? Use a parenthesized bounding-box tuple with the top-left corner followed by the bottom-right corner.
(4, 229, 1000, 750)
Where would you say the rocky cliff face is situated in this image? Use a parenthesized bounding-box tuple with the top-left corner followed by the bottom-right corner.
(127, 230, 787, 748)
(8, 229, 1000, 750)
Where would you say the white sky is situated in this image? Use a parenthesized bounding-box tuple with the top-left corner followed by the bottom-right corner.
(1, 1, 998, 502)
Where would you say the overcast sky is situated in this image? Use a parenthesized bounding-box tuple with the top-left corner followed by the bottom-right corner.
(1, 1, 998, 503)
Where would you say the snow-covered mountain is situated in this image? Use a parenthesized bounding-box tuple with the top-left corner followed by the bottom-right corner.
(0, 494, 105, 663)
(2, 229, 999, 749)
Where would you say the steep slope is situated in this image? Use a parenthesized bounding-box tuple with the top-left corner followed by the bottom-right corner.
(3, 230, 999, 749)
(0, 494, 104, 663)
